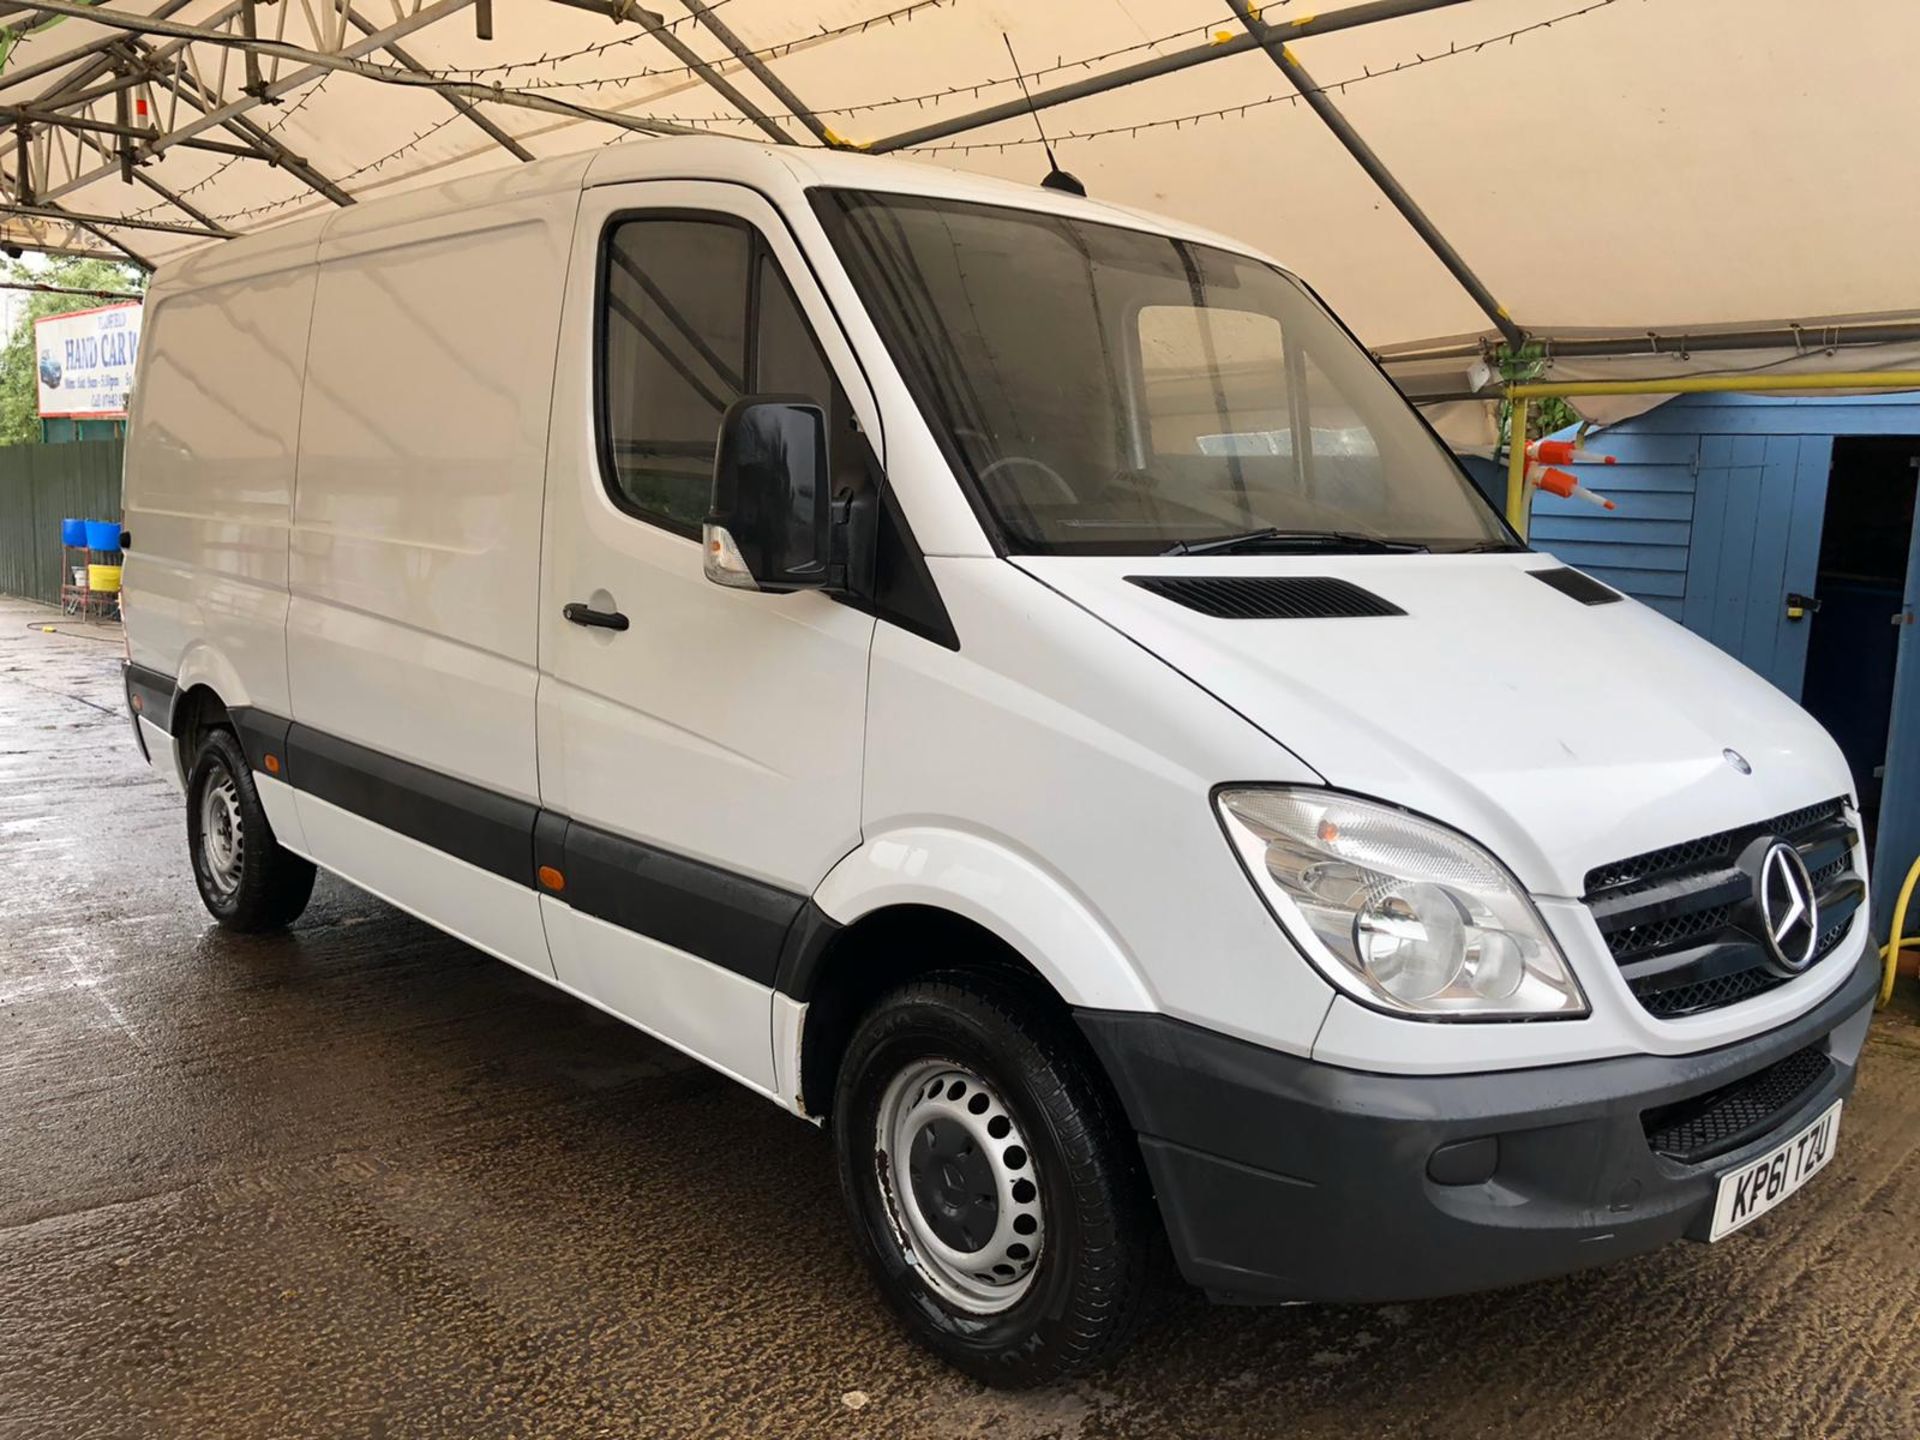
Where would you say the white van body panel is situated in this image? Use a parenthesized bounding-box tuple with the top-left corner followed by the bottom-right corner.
(287, 166, 584, 805)
(852, 557, 1337, 1053)
(138, 717, 183, 790)
(541, 902, 780, 1098)
(297, 791, 549, 977)
(122, 216, 325, 721)
(812, 824, 1156, 1014)
(255, 773, 312, 861)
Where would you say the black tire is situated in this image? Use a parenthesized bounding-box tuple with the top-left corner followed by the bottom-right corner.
(185, 727, 315, 932)
(833, 969, 1156, 1387)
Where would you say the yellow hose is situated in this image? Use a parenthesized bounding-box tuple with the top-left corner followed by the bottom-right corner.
(1877, 852, 1920, 1007)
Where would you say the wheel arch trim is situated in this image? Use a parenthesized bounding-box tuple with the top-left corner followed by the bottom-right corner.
(809, 825, 1158, 1013)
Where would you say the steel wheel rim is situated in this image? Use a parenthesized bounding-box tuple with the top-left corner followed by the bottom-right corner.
(874, 1058, 1044, 1315)
(199, 773, 244, 898)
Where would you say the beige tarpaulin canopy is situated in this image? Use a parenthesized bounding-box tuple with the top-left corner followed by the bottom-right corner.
(0, 0, 1913, 411)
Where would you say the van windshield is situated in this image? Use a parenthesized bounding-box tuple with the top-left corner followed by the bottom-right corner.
(813, 189, 1512, 556)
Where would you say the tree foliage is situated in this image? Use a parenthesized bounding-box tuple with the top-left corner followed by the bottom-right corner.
(0, 255, 147, 446)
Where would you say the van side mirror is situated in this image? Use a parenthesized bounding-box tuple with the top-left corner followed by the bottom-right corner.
(705, 397, 834, 592)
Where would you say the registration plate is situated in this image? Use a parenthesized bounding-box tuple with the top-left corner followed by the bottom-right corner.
(1709, 1100, 1842, 1241)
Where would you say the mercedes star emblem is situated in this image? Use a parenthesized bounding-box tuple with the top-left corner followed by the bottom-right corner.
(1756, 840, 1819, 972)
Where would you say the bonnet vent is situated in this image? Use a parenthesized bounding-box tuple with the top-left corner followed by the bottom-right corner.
(1125, 575, 1406, 620)
(1529, 566, 1622, 605)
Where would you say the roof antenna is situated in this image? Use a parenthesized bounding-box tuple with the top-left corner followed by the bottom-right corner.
(1002, 34, 1085, 197)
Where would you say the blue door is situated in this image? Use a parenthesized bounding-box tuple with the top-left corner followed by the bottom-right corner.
(1682, 434, 1833, 697)
(1874, 515, 1920, 935)
(1685, 430, 1920, 935)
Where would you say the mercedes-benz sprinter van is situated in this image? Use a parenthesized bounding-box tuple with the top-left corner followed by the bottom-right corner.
(120, 136, 1875, 1386)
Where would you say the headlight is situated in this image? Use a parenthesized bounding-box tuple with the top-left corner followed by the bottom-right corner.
(1216, 788, 1587, 1019)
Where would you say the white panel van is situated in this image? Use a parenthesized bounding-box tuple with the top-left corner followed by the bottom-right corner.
(121, 137, 1875, 1386)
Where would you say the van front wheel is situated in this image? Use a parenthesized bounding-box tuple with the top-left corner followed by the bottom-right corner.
(185, 728, 315, 932)
(833, 971, 1155, 1387)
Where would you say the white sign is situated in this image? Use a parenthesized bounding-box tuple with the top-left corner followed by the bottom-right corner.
(35, 302, 142, 419)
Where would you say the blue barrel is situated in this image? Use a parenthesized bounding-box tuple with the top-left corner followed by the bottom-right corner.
(61, 518, 86, 546)
(85, 519, 121, 552)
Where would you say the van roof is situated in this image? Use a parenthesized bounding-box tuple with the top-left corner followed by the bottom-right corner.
(150, 134, 1270, 293)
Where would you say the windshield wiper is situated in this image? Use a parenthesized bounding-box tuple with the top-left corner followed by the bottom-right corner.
(1162, 528, 1429, 557)
(1443, 539, 1531, 554)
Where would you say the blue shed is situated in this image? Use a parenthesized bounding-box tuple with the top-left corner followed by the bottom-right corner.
(1473, 393, 1920, 934)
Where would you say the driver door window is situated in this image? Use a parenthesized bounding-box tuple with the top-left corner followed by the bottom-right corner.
(599, 218, 848, 537)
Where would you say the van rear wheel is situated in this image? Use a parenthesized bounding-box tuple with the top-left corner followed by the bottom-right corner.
(185, 728, 315, 932)
(832, 970, 1155, 1387)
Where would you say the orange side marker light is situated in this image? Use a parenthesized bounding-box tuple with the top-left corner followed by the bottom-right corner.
(264, 754, 282, 775)
(538, 865, 566, 893)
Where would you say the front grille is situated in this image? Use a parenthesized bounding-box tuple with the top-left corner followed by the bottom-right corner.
(1643, 1044, 1831, 1164)
(1610, 903, 1732, 962)
(1640, 968, 1784, 1020)
(1584, 798, 1862, 1020)
(1586, 798, 1844, 894)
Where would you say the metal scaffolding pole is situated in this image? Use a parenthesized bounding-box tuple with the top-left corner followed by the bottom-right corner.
(0, 106, 259, 158)
(1383, 318, 1920, 364)
(0, 178, 158, 266)
(20, 0, 697, 154)
(0, 201, 230, 238)
(127, 41, 356, 208)
(19, 0, 471, 186)
(0, 233, 146, 262)
(1226, 0, 1523, 350)
(677, 0, 833, 145)
(72, 126, 234, 235)
(0, 0, 236, 99)
(20, 0, 481, 207)
(867, 0, 1475, 154)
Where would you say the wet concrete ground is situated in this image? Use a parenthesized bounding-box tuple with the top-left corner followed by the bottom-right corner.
(2, 591, 1919, 1439)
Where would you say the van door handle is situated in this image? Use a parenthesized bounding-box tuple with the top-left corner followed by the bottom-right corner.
(563, 602, 629, 632)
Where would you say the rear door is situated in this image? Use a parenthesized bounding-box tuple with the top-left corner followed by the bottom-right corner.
(535, 181, 878, 1094)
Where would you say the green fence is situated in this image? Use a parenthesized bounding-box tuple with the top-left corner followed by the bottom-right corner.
(0, 440, 126, 606)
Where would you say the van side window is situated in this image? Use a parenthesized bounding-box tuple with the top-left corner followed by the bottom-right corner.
(599, 217, 849, 537)
(754, 255, 830, 399)
(601, 218, 751, 532)
(754, 254, 864, 493)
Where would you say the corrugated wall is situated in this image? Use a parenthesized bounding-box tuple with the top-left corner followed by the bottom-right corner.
(0, 440, 125, 606)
